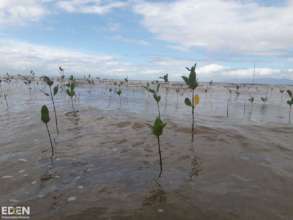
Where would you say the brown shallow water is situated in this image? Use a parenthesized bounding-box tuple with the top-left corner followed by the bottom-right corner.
(1, 81, 293, 219)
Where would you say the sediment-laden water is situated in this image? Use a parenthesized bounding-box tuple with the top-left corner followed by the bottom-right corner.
(1, 81, 293, 219)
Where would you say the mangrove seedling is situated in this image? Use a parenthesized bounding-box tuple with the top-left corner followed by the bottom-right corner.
(144, 81, 166, 177)
(66, 75, 76, 112)
(182, 63, 199, 142)
(159, 74, 168, 83)
(151, 117, 167, 178)
(42, 76, 59, 134)
(287, 90, 293, 123)
(41, 105, 55, 158)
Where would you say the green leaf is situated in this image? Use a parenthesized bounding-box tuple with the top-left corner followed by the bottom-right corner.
(117, 89, 122, 96)
(151, 117, 167, 137)
(66, 89, 75, 97)
(287, 99, 293, 106)
(41, 105, 50, 124)
(182, 76, 189, 85)
(287, 90, 292, 98)
(42, 76, 53, 87)
(53, 85, 59, 96)
(184, 97, 192, 107)
(154, 94, 161, 103)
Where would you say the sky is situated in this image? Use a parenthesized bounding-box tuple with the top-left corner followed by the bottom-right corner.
(0, 0, 293, 82)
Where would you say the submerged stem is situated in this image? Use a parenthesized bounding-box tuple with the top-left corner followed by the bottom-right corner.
(71, 97, 75, 112)
(45, 123, 54, 158)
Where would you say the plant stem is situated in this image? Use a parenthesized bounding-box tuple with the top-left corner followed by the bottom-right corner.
(49, 87, 59, 135)
(289, 106, 292, 124)
(45, 123, 54, 158)
(191, 89, 195, 142)
(71, 97, 75, 112)
(157, 136, 163, 178)
(119, 96, 122, 108)
(4, 94, 8, 109)
(157, 101, 161, 119)
(226, 100, 229, 117)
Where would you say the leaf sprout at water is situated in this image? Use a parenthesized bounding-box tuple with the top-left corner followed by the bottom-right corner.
(41, 105, 55, 158)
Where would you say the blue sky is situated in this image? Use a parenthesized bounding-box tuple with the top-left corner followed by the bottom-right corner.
(0, 0, 293, 81)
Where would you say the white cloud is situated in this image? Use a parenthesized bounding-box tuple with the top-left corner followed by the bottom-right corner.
(0, 0, 46, 25)
(0, 39, 292, 81)
(56, 0, 128, 15)
(0, 39, 129, 77)
(134, 0, 293, 56)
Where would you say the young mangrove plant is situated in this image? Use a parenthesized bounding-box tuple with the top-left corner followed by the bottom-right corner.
(144, 82, 166, 178)
(287, 90, 293, 123)
(66, 75, 76, 112)
(41, 105, 55, 158)
(182, 63, 199, 142)
(41, 76, 59, 134)
(151, 117, 167, 178)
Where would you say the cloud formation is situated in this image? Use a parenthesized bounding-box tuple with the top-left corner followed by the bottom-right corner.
(56, 0, 128, 15)
(0, 39, 292, 81)
(134, 0, 293, 55)
(0, 0, 46, 25)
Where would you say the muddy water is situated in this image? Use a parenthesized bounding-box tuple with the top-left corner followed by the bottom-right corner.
(1, 81, 293, 219)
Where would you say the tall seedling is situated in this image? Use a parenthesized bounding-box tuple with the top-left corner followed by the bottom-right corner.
(182, 63, 199, 142)
(41, 105, 55, 158)
(42, 76, 59, 134)
(144, 83, 167, 178)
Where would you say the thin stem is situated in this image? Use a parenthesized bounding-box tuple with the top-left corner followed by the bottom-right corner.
(289, 106, 292, 124)
(157, 136, 163, 178)
(4, 94, 8, 109)
(119, 96, 122, 108)
(49, 87, 59, 135)
(157, 101, 161, 119)
(71, 97, 75, 112)
(45, 123, 54, 158)
(191, 89, 195, 142)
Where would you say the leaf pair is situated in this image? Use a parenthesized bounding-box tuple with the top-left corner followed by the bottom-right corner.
(151, 117, 167, 137)
(144, 83, 161, 103)
(42, 76, 59, 95)
(66, 75, 76, 97)
(116, 89, 122, 96)
(185, 95, 200, 108)
(159, 74, 168, 83)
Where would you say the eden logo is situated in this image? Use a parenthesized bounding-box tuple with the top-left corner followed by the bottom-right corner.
(1, 206, 30, 219)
